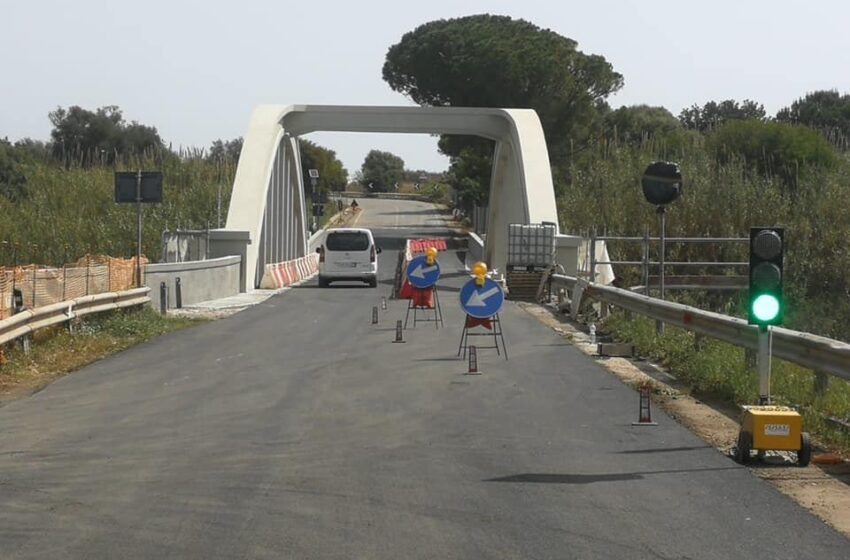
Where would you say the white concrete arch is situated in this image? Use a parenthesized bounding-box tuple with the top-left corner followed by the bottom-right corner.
(219, 105, 560, 289)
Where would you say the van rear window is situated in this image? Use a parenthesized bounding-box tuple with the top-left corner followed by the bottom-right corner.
(326, 232, 370, 251)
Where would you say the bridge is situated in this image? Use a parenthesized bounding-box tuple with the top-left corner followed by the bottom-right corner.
(0, 107, 849, 558)
(206, 104, 578, 291)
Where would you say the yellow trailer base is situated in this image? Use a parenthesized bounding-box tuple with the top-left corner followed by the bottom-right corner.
(735, 405, 811, 466)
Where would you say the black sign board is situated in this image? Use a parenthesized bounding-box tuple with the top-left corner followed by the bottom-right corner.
(114, 171, 163, 203)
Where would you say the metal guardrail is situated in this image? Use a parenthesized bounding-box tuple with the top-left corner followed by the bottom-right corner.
(551, 274, 850, 381)
(0, 288, 151, 346)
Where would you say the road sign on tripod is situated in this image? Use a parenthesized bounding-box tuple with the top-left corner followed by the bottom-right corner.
(406, 255, 441, 289)
(457, 276, 507, 359)
(460, 277, 504, 319)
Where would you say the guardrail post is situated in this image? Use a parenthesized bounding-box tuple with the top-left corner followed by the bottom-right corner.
(694, 333, 705, 351)
(175, 277, 182, 309)
(21, 334, 31, 354)
(160, 282, 168, 315)
(814, 371, 829, 399)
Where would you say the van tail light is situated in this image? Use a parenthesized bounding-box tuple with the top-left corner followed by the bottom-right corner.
(370, 245, 376, 263)
(319, 247, 325, 263)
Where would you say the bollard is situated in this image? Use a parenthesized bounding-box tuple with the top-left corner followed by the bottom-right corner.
(371, 306, 379, 325)
(381, 296, 388, 311)
(632, 383, 658, 426)
(175, 277, 183, 309)
(159, 282, 168, 315)
(467, 346, 481, 375)
(392, 320, 405, 343)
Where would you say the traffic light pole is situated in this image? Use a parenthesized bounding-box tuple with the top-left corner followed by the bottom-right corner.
(656, 205, 666, 335)
(757, 325, 772, 404)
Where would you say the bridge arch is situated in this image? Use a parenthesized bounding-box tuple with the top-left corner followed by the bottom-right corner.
(219, 105, 560, 289)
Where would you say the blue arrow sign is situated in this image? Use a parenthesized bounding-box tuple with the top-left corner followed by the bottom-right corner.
(407, 255, 441, 289)
(460, 277, 504, 319)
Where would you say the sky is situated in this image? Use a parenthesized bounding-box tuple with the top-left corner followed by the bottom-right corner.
(2, 0, 849, 175)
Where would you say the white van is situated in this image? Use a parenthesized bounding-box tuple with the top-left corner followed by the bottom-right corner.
(317, 228, 381, 287)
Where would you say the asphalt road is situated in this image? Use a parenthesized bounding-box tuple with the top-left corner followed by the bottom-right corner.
(1, 198, 847, 559)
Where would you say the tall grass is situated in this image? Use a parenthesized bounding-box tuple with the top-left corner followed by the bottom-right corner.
(559, 136, 850, 340)
(0, 152, 237, 266)
(606, 313, 850, 451)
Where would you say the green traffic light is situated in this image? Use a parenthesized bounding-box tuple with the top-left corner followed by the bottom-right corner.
(752, 294, 780, 323)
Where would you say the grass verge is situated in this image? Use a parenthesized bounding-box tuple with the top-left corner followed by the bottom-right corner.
(603, 313, 850, 454)
(0, 307, 202, 399)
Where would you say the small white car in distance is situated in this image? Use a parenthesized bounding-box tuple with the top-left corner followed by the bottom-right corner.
(316, 228, 381, 287)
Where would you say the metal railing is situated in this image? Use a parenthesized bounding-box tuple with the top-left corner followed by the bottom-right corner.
(586, 230, 749, 292)
(551, 274, 850, 381)
(0, 288, 151, 346)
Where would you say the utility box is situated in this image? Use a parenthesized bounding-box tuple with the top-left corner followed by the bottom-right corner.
(741, 405, 802, 451)
(507, 223, 556, 270)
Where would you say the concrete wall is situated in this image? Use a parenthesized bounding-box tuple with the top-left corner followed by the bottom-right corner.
(145, 256, 241, 311)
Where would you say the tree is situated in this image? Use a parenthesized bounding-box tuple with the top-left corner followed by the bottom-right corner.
(0, 138, 27, 201)
(776, 90, 850, 146)
(48, 105, 162, 165)
(707, 120, 837, 187)
(383, 14, 623, 205)
(299, 139, 348, 191)
(208, 137, 243, 163)
(359, 150, 404, 192)
(679, 99, 767, 131)
(603, 105, 684, 144)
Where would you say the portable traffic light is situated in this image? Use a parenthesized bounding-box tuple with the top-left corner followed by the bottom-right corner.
(473, 261, 488, 286)
(748, 227, 784, 326)
(426, 247, 438, 266)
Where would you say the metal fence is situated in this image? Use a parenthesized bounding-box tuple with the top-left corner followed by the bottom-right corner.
(586, 229, 749, 293)
(472, 205, 488, 235)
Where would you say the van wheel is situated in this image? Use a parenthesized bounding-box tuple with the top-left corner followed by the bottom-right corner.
(318, 276, 329, 288)
(367, 276, 378, 288)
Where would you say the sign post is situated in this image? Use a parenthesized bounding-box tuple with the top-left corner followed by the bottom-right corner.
(115, 171, 163, 287)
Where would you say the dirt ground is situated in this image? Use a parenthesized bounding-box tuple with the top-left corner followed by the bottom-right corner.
(518, 301, 850, 538)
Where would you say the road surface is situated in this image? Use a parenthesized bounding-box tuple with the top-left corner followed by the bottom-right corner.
(0, 198, 847, 559)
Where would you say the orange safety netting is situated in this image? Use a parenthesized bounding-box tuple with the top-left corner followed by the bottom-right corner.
(0, 255, 148, 320)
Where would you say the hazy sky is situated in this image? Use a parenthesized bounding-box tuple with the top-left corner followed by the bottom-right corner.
(2, 0, 849, 174)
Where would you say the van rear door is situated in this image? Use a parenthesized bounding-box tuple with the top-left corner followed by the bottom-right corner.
(324, 231, 372, 272)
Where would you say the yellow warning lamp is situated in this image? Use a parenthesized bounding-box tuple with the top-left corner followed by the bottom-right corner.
(426, 246, 438, 265)
(473, 261, 488, 286)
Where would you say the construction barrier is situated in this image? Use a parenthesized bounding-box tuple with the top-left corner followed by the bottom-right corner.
(0, 255, 147, 320)
(260, 253, 320, 289)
